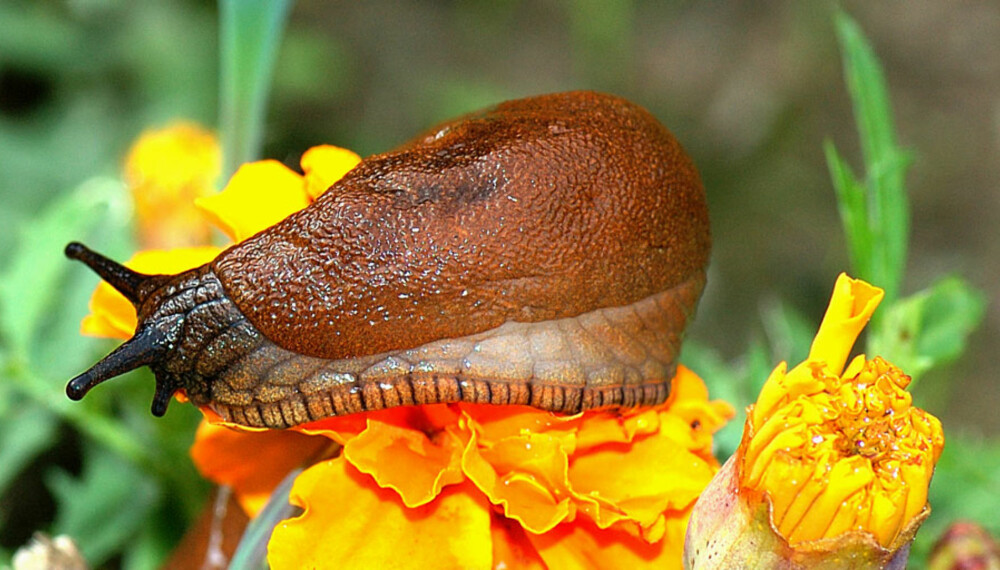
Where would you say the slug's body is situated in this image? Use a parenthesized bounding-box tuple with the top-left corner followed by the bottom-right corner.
(66, 91, 710, 428)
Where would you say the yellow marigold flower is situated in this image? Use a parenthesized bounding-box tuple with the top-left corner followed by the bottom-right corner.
(124, 123, 221, 249)
(685, 273, 945, 569)
(193, 367, 732, 569)
(194, 145, 358, 242)
(83, 142, 733, 569)
(83, 141, 358, 341)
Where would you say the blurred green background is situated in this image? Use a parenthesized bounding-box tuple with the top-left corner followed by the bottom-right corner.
(0, 0, 997, 568)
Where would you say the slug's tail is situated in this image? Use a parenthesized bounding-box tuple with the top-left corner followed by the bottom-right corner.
(65, 242, 182, 416)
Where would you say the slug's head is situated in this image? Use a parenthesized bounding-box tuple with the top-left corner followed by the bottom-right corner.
(64, 242, 191, 416)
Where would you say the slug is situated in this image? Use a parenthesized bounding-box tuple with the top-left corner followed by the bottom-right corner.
(65, 91, 710, 429)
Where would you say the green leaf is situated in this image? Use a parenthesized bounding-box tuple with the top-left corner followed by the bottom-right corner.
(869, 276, 986, 382)
(830, 11, 912, 306)
(47, 444, 161, 566)
(824, 140, 872, 279)
(760, 298, 815, 367)
(0, 177, 129, 363)
(911, 433, 1000, 564)
(0, 406, 57, 496)
(219, 0, 294, 177)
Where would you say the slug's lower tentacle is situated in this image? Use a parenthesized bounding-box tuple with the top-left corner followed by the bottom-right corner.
(66, 325, 168, 400)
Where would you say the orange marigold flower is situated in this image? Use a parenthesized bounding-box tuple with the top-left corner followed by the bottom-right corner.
(685, 274, 945, 569)
(124, 123, 221, 249)
(193, 367, 732, 569)
(83, 140, 731, 569)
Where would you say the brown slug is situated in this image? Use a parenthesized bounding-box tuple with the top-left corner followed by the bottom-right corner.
(65, 91, 710, 429)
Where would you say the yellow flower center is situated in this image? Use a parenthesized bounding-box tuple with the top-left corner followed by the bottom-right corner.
(741, 274, 944, 549)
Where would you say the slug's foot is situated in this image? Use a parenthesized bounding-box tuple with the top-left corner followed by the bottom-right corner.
(204, 274, 703, 428)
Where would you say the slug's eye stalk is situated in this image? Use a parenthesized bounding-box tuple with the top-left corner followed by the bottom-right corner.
(65, 242, 185, 416)
(65, 242, 152, 305)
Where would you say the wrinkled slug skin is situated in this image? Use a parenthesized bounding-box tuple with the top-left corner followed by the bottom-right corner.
(213, 91, 710, 360)
(66, 91, 711, 428)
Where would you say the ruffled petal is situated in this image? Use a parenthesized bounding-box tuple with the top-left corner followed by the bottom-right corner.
(342, 415, 465, 507)
(301, 145, 362, 200)
(528, 515, 690, 570)
(268, 458, 493, 570)
(462, 429, 574, 534)
(189, 420, 329, 517)
(461, 404, 581, 450)
(80, 246, 222, 338)
(490, 513, 547, 569)
(568, 429, 717, 541)
(195, 160, 309, 243)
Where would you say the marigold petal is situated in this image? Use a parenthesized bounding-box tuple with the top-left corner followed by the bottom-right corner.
(462, 430, 573, 534)
(301, 145, 362, 200)
(269, 458, 492, 570)
(461, 403, 581, 450)
(80, 246, 222, 339)
(189, 419, 329, 517)
(664, 366, 735, 434)
(528, 514, 690, 570)
(806, 273, 884, 375)
(295, 404, 457, 445)
(343, 416, 465, 507)
(568, 430, 717, 540)
(490, 514, 547, 570)
(572, 408, 658, 453)
(81, 282, 139, 339)
(195, 160, 308, 242)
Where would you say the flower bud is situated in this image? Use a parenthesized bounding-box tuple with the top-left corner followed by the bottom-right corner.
(685, 274, 944, 569)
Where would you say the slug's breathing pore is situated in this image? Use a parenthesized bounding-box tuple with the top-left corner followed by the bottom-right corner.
(66, 91, 711, 428)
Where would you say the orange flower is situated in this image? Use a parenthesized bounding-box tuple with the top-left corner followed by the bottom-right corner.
(194, 367, 731, 569)
(82, 138, 732, 569)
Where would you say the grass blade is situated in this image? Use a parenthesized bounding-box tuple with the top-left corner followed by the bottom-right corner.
(832, 11, 912, 305)
(219, 0, 294, 178)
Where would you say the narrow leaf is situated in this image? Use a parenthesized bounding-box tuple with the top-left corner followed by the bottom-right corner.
(833, 11, 911, 304)
(824, 140, 872, 279)
(219, 0, 294, 177)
